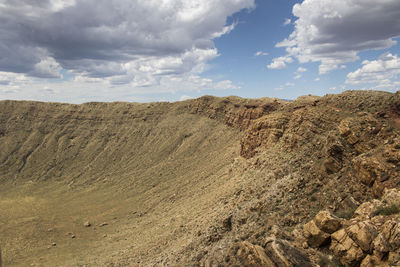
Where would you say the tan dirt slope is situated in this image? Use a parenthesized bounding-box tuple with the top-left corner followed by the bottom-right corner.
(0, 90, 399, 266)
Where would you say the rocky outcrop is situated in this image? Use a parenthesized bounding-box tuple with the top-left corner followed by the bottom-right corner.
(338, 114, 382, 154)
(330, 228, 365, 266)
(263, 237, 313, 267)
(303, 211, 341, 248)
(302, 188, 400, 267)
(237, 241, 276, 267)
(240, 113, 290, 158)
(188, 95, 282, 130)
(237, 237, 312, 267)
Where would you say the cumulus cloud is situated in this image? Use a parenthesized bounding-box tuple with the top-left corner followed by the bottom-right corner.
(267, 56, 293, 69)
(0, 0, 254, 94)
(271, 0, 400, 74)
(346, 53, 400, 91)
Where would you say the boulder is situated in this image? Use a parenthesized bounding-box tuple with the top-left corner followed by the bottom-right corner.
(353, 200, 382, 219)
(352, 155, 387, 186)
(346, 221, 377, 253)
(381, 188, 400, 206)
(237, 241, 275, 267)
(378, 218, 400, 251)
(314, 210, 342, 234)
(330, 228, 365, 266)
(264, 237, 313, 267)
(303, 219, 331, 247)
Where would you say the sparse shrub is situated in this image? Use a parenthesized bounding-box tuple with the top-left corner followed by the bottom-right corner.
(335, 208, 355, 220)
(310, 196, 317, 202)
(374, 203, 400, 216)
(318, 255, 330, 267)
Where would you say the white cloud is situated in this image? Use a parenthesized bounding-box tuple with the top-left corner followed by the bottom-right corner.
(255, 51, 269, 57)
(0, 0, 255, 101)
(272, 0, 400, 73)
(297, 67, 307, 73)
(285, 82, 294, 87)
(267, 56, 293, 69)
(294, 73, 302, 80)
(346, 53, 400, 91)
(314, 77, 320, 81)
(283, 18, 291, 26)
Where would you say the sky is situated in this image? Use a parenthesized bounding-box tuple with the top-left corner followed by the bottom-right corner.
(0, 0, 400, 103)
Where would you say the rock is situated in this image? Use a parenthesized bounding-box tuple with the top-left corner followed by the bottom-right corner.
(376, 218, 400, 252)
(314, 210, 342, 234)
(222, 216, 232, 232)
(323, 144, 344, 174)
(51, 242, 56, 247)
(381, 188, 400, 205)
(373, 232, 390, 259)
(237, 241, 275, 267)
(83, 221, 91, 227)
(338, 119, 359, 145)
(99, 222, 108, 227)
(346, 221, 377, 253)
(330, 228, 365, 266)
(352, 156, 386, 186)
(353, 200, 382, 219)
(264, 237, 313, 267)
(360, 254, 385, 267)
(303, 219, 331, 247)
(388, 250, 400, 265)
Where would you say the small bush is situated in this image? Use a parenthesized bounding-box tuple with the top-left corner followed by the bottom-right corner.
(375, 204, 400, 216)
(318, 255, 330, 267)
(335, 209, 355, 220)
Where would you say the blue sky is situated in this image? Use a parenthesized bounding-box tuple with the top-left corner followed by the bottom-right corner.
(0, 0, 400, 103)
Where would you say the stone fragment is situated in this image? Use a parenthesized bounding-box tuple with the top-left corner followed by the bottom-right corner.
(303, 219, 331, 247)
(314, 210, 342, 234)
(353, 200, 382, 219)
(264, 237, 313, 267)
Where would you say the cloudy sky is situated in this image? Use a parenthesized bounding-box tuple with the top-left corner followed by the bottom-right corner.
(1, 0, 400, 103)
